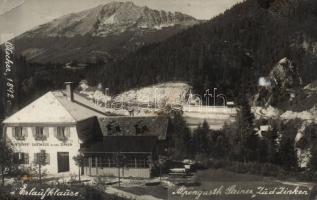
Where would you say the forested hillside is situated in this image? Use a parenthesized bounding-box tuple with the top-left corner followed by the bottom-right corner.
(2, 0, 317, 111)
(86, 0, 317, 101)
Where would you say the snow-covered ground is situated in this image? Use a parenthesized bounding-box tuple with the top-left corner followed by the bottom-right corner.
(77, 81, 192, 116)
(77, 81, 239, 129)
(253, 105, 317, 122)
(252, 106, 281, 120)
(113, 82, 191, 107)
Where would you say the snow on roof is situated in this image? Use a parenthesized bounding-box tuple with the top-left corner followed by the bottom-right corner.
(3, 91, 108, 125)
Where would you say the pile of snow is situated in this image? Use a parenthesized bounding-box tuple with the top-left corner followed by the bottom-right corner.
(103, 14, 116, 25)
(76, 81, 192, 116)
(252, 106, 281, 119)
(280, 110, 315, 121)
(78, 81, 111, 104)
(253, 104, 317, 122)
(154, 23, 175, 30)
(114, 82, 192, 107)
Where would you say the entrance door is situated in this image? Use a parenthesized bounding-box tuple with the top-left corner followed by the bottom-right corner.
(57, 152, 69, 173)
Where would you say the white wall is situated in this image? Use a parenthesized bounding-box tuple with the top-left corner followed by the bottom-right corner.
(5, 126, 81, 175)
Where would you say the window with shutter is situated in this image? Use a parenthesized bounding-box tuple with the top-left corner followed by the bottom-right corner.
(45, 153, 50, 165)
(14, 127, 25, 140)
(13, 152, 29, 164)
(22, 127, 28, 138)
(34, 151, 49, 165)
(35, 153, 41, 164)
(12, 127, 16, 138)
(34, 153, 38, 164)
(44, 127, 49, 139)
(24, 153, 29, 164)
(35, 127, 47, 141)
(56, 127, 69, 141)
(65, 127, 71, 138)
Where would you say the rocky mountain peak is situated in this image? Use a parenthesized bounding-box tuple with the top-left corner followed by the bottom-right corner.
(13, 1, 200, 64)
(23, 1, 199, 38)
(93, 1, 198, 36)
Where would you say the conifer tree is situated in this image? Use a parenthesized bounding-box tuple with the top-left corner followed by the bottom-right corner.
(278, 135, 297, 170)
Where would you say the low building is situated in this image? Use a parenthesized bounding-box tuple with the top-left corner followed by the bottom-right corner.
(81, 136, 158, 178)
(79, 116, 168, 178)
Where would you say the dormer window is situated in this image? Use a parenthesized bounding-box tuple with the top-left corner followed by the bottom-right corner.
(35, 127, 47, 141)
(13, 127, 27, 140)
(106, 121, 121, 136)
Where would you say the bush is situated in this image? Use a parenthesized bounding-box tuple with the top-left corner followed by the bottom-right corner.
(207, 159, 292, 179)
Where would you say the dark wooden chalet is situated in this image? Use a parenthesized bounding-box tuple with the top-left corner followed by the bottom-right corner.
(80, 116, 169, 178)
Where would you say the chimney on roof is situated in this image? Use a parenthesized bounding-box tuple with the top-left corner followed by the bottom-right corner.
(65, 82, 74, 102)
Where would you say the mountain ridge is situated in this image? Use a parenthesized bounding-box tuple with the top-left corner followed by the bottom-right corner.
(11, 1, 200, 63)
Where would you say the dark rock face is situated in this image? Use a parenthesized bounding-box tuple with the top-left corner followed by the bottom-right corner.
(254, 57, 302, 107)
(269, 57, 302, 89)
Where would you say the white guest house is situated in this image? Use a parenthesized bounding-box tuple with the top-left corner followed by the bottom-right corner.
(2, 83, 169, 178)
(2, 83, 106, 174)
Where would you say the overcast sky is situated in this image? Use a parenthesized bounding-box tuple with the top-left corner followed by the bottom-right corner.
(0, 0, 242, 42)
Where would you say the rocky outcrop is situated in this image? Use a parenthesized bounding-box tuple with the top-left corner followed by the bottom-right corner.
(253, 57, 302, 107)
(269, 57, 302, 89)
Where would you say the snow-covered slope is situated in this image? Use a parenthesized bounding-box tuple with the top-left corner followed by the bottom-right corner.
(114, 82, 192, 106)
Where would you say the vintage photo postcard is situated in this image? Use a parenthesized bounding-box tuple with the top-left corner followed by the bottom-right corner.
(1, 0, 317, 199)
